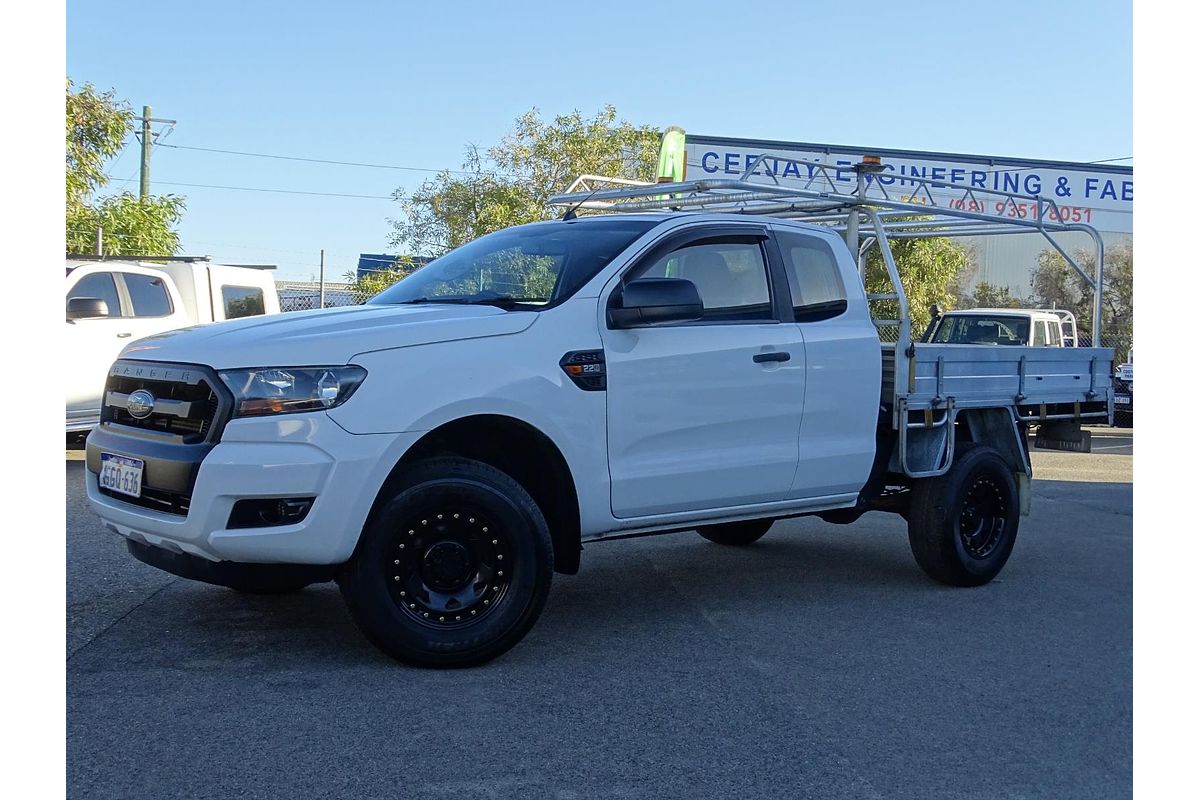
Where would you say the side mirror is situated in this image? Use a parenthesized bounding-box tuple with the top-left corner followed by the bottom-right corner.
(67, 297, 110, 320)
(609, 278, 703, 328)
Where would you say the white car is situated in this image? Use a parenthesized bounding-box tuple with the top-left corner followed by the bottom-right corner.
(84, 214, 1113, 667)
(66, 258, 281, 432)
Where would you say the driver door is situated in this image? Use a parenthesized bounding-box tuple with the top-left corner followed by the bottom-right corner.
(602, 225, 806, 518)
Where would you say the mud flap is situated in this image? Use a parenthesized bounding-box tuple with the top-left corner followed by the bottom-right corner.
(1034, 421, 1092, 453)
(1017, 472, 1031, 517)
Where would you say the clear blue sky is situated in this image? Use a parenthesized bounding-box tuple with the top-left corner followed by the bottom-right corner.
(66, 0, 1132, 280)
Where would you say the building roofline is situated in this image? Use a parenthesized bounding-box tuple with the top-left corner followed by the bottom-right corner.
(686, 134, 1133, 175)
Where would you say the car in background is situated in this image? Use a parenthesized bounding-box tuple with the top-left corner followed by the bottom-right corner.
(923, 307, 1079, 348)
(66, 257, 281, 433)
(1113, 348, 1133, 426)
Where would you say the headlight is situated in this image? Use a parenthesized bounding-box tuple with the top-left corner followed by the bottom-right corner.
(218, 366, 367, 417)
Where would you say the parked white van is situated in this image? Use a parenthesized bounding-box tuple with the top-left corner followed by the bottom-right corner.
(66, 257, 281, 432)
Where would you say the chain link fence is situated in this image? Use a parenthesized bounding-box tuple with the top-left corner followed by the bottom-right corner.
(872, 319, 1129, 356)
(275, 281, 373, 312)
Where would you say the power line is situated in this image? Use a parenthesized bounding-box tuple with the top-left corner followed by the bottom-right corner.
(158, 142, 507, 177)
(105, 176, 393, 200)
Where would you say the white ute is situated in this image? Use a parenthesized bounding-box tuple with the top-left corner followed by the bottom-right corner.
(85, 161, 1114, 667)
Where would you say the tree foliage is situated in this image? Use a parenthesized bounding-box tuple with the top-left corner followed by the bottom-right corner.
(66, 193, 186, 257)
(1030, 240, 1132, 358)
(66, 78, 131, 208)
(389, 105, 660, 259)
(865, 233, 972, 334)
(65, 78, 185, 256)
(345, 256, 424, 299)
(965, 281, 1024, 309)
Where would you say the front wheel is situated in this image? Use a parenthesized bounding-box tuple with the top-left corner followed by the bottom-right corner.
(697, 519, 774, 546)
(339, 457, 554, 668)
(907, 445, 1020, 587)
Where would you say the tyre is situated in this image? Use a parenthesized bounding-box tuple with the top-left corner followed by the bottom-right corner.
(907, 444, 1019, 587)
(697, 518, 773, 546)
(339, 457, 553, 668)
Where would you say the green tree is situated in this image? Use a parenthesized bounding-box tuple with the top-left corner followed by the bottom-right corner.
(1030, 240, 1132, 358)
(865, 234, 971, 334)
(344, 256, 423, 300)
(965, 281, 1024, 308)
(65, 78, 186, 256)
(389, 105, 660, 258)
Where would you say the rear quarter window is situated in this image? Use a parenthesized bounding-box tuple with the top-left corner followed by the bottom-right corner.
(222, 286, 266, 319)
(775, 230, 847, 321)
(123, 272, 174, 317)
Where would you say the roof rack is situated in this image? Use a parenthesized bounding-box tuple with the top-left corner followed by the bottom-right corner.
(66, 254, 213, 262)
(549, 154, 1106, 345)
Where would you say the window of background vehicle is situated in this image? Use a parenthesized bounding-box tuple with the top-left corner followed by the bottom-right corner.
(1033, 320, 1048, 346)
(67, 272, 121, 317)
(123, 273, 174, 317)
(1048, 321, 1062, 347)
(776, 230, 847, 320)
(631, 237, 772, 322)
(222, 286, 266, 319)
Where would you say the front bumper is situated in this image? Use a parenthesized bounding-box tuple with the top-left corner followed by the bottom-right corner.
(86, 414, 421, 564)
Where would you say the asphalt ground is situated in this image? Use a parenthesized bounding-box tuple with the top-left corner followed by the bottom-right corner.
(66, 427, 1132, 799)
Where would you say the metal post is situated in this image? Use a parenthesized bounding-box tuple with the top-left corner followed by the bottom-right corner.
(844, 169, 863, 268)
(139, 105, 152, 200)
(94, 226, 103, 256)
(319, 249, 326, 309)
(1092, 236, 1105, 347)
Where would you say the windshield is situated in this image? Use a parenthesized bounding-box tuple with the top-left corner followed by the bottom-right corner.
(933, 315, 1031, 345)
(370, 219, 657, 309)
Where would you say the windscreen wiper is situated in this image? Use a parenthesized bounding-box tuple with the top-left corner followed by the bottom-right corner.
(395, 295, 539, 309)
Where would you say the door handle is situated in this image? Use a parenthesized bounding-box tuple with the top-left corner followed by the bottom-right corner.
(753, 351, 790, 363)
(117, 332, 133, 338)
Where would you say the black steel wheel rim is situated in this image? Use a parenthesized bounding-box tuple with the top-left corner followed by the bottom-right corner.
(956, 475, 1008, 560)
(385, 507, 513, 628)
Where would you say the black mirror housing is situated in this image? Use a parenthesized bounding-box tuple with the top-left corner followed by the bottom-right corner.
(609, 278, 703, 328)
(67, 296, 110, 320)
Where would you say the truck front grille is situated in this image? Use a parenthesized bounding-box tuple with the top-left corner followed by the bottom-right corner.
(100, 361, 231, 445)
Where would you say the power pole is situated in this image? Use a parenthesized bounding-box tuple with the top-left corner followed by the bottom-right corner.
(134, 107, 176, 200)
(319, 249, 326, 309)
(139, 105, 152, 200)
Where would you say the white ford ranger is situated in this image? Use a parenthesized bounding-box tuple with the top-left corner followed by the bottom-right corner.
(85, 189, 1114, 667)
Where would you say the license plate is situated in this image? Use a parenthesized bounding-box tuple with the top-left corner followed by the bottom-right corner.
(1114, 395, 1131, 405)
(99, 453, 144, 498)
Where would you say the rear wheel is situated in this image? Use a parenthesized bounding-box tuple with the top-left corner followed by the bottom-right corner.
(697, 519, 773, 546)
(907, 444, 1019, 587)
(339, 457, 553, 668)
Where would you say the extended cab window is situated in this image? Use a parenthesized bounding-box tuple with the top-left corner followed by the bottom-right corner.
(1047, 322, 1062, 346)
(67, 272, 121, 317)
(631, 237, 773, 322)
(1033, 321, 1048, 346)
(223, 286, 266, 319)
(776, 231, 847, 321)
(123, 273, 173, 317)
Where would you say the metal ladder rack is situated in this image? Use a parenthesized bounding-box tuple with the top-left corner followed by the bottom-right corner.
(549, 153, 1107, 349)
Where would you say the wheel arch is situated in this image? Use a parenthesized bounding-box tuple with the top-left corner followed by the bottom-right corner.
(369, 414, 582, 574)
(954, 407, 1032, 515)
